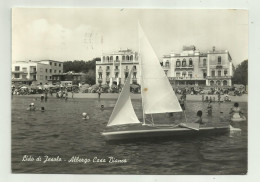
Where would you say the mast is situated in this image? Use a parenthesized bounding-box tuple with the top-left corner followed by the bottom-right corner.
(138, 21, 146, 125)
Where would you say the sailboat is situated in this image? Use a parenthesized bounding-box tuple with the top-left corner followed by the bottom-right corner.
(101, 23, 230, 141)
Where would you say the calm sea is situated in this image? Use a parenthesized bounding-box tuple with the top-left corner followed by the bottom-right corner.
(11, 96, 247, 174)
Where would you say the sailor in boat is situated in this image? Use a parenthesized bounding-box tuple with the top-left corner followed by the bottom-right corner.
(229, 102, 244, 120)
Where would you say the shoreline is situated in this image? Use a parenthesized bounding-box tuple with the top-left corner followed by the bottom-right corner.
(13, 93, 248, 102)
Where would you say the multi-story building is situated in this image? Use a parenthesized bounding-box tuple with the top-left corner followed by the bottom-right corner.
(12, 60, 63, 85)
(52, 72, 85, 86)
(96, 49, 140, 86)
(162, 46, 233, 87)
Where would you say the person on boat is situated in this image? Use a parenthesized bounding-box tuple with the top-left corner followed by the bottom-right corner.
(82, 112, 90, 120)
(207, 101, 213, 116)
(195, 110, 204, 124)
(229, 102, 243, 119)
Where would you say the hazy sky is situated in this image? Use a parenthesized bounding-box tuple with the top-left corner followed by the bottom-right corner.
(12, 8, 248, 65)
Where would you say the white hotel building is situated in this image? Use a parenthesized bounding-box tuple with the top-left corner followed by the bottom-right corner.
(96, 49, 140, 86)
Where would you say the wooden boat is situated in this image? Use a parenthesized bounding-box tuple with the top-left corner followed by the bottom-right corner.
(101, 23, 230, 141)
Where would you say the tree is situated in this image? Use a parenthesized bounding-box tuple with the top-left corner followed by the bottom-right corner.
(63, 58, 100, 73)
(232, 60, 248, 85)
(82, 70, 96, 85)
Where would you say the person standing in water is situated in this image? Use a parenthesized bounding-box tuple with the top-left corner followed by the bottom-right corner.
(207, 101, 213, 116)
(195, 110, 204, 124)
(230, 102, 243, 119)
(97, 87, 102, 99)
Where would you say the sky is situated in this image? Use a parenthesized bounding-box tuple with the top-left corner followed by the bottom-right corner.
(12, 8, 248, 65)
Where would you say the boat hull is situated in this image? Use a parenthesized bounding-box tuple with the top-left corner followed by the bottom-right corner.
(101, 125, 230, 141)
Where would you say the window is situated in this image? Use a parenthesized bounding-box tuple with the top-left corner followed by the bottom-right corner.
(110, 56, 113, 61)
(54, 77, 56, 80)
(182, 59, 186, 67)
(203, 72, 207, 78)
(57, 77, 60, 80)
(182, 71, 186, 77)
(211, 70, 215, 77)
(189, 58, 193, 66)
(203, 59, 206, 66)
(218, 56, 221, 64)
(45, 69, 47, 73)
(115, 66, 118, 70)
(14, 73, 19, 78)
(54, 70, 56, 73)
(50, 62, 52, 65)
(176, 60, 180, 67)
(45, 76, 47, 80)
(107, 56, 110, 61)
(210, 80, 214, 86)
(126, 55, 129, 61)
(116, 56, 119, 61)
(40, 75, 43, 80)
(216, 80, 221, 86)
(103, 56, 106, 61)
(130, 55, 133, 60)
(122, 56, 125, 61)
(98, 72, 102, 79)
(59, 63, 61, 67)
(223, 80, 228, 86)
(115, 72, 119, 78)
(224, 70, 228, 76)
(125, 72, 129, 78)
(176, 72, 180, 77)
(218, 70, 221, 76)
(22, 67, 27, 72)
(15, 66, 20, 71)
(133, 66, 136, 70)
(49, 76, 52, 80)
(54, 63, 57, 66)
(165, 61, 169, 67)
(188, 73, 192, 78)
(59, 70, 61, 73)
(133, 72, 137, 78)
(50, 69, 52, 73)
(21, 75, 26, 79)
(106, 66, 110, 70)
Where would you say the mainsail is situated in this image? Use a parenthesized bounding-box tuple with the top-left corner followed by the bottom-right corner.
(107, 69, 141, 127)
(138, 23, 182, 114)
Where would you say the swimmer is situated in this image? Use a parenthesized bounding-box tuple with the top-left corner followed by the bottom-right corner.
(195, 110, 204, 124)
(27, 103, 36, 111)
(82, 112, 90, 120)
(207, 101, 213, 116)
(41, 107, 45, 112)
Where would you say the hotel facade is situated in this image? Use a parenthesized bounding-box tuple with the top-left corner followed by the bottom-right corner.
(96, 49, 140, 86)
(12, 60, 63, 85)
(162, 46, 233, 87)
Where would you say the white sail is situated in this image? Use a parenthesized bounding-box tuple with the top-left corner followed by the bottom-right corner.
(138, 23, 182, 114)
(107, 69, 141, 127)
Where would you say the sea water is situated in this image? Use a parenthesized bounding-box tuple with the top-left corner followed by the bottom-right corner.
(11, 96, 247, 174)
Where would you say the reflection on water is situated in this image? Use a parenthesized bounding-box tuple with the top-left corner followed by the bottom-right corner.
(12, 96, 247, 174)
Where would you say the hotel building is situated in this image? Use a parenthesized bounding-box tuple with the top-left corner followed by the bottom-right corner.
(12, 60, 63, 85)
(162, 46, 233, 87)
(96, 49, 140, 85)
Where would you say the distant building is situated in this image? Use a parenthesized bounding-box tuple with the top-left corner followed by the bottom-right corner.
(12, 60, 63, 85)
(52, 72, 85, 86)
(162, 46, 233, 87)
(96, 49, 140, 86)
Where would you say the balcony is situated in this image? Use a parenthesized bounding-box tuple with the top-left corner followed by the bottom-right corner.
(106, 77, 110, 81)
(98, 68, 103, 73)
(30, 70, 37, 74)
(106, 69, 110, 72)
(206, 76, 231, 79)
(168, 77, 206, 81)
(133, 68, 137, 72)
(132, 77, 137, 81)
(175, 65, 194, 70)
(216, 65, 223, 69)
(114, 69, 119, 72)
(199, 65, 207, 68)
(162, 65, 170, 69)
(124, 68, 129, 73)
(114, 61, 120, 65)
